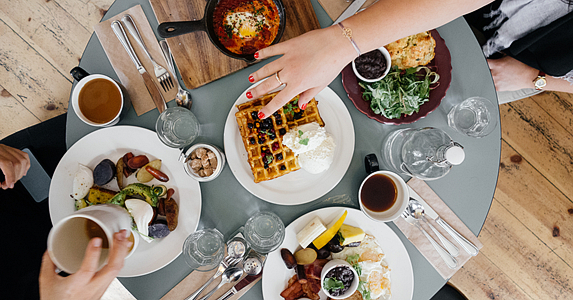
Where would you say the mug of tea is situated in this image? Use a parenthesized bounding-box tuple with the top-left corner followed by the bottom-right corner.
(70, 67, 128, 127)
(47, 204, 136, 274)
(358, 170, 409, 222)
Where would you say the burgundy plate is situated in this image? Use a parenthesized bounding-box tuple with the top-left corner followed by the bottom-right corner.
(342, 29, 452, 125)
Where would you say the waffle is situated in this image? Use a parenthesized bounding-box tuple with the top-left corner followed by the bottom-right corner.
(235, 92, 325, 183)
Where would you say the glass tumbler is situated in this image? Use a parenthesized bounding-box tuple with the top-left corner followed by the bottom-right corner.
(243, 211, 285, 254)
(447, 96, 497, 138)
(182, 228, 225, 271)
(156, 107, 200, 148)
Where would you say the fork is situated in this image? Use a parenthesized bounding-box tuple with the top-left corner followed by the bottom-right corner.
(184, 255, 241, 300)
(121, 14, 173, 92)
(159, 40, 192, 109)
(401, 210, 458, 269)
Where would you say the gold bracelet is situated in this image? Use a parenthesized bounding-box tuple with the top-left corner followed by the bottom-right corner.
(337, 22, 361, 56)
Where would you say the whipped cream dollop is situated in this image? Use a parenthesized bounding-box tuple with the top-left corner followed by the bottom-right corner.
(282, 122, 336, 174)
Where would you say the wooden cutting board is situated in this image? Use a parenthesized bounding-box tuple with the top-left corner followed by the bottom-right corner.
(149, 0, 320, 89)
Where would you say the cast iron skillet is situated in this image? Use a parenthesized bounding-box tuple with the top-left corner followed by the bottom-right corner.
(157, 0, 286, 63)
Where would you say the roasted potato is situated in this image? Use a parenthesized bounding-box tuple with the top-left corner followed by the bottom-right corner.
(136, 159, 162, 183)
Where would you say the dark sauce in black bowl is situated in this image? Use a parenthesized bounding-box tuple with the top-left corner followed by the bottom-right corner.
(354, 49, 387, 80)
(324, 266, 355, 296)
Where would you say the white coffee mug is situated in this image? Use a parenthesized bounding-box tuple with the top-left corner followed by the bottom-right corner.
(358, 170, 409, 222)
(70, 67, 128, 127)
(47, 204, 134, 274)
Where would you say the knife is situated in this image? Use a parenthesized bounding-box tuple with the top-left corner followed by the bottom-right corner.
(215, 273, 262, 300)
(111, 20, 166, 113)
(333, 0, 369, 24)
(408, 186, 479, 256)
(402, 201, 458, 269)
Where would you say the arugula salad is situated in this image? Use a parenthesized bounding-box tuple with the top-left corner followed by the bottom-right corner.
(359, 66, 439, 119)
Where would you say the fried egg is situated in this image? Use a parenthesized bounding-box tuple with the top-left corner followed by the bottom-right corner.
(72, 164, 93, 200)
(224, 11, 265, 38)
(331, 234, 392, 300)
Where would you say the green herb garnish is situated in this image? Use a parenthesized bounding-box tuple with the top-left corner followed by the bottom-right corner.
(265, 155, 273, 164)
(359, 66, 439, 119)
(298, 130, 303, 137)
(346, 254, 362, 276)
(358, 280, 372, 300)
(299, 138, 309, 145)
(324, 277, 345, 292)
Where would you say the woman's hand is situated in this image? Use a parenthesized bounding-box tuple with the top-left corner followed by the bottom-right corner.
(0, 144, 30, 189)
(39, 230, 132, 300)
(487, 56, 539, 91)
(246, 26, 357, 118)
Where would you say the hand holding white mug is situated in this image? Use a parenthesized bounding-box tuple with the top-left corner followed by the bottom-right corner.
(0, 144, 30, 189)
(39, 230, 132, 300)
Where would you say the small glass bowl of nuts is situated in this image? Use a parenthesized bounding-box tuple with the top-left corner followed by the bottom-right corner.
(182, 143, 226, 182)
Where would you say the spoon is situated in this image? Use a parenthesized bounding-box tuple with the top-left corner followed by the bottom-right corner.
(185, 239, 246, 300)
(408, 199, 460, 257)
(159, 40, 192, 110)
(198, 267, 243, 300)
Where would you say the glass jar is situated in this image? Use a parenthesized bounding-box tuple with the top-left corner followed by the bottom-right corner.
(381, 127, 465, 180)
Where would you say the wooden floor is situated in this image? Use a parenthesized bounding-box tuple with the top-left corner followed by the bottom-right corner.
(2, 1, 572, 299)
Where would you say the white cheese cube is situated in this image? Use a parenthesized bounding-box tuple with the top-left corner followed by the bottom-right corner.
(296, 216, 327, 248)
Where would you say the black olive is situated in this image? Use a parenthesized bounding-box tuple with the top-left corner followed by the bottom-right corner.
(327, 235, 344, 253)
(273, 111, 280, 117)
(276, 119, 282, 125)
(261, 122, 271, 129)
(264, 163, 269, 169)
(316, 247, 331, 259)
(251, 111, 259, 119)
(294, 112, 303, 119)
(279, 128, 287, 135)
(280, 165, 286, 170)
(247, 123, 253, 129)
(258, 138, 265, 144)
(269, 134, 276, 140)
(276, 153, 283, 161)
(250, 138, 256, 145)
(346, 241, 361, 247)
(328, 243, 345, 253)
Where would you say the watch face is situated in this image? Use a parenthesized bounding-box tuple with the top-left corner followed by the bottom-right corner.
(534, 77, 547, 90)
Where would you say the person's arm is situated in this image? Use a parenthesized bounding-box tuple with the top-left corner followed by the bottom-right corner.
(0, 144, 30, 189)
(488, 56, 573, 93)
(247, 0, 494, 118)
(39, 230, 131, 300)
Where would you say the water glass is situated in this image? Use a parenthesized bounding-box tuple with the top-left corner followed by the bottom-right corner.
(243, 211, 285, 254)
(182, 229, 225, 271)
(447, 97, 497, 138)
(156, 107, 200, 148)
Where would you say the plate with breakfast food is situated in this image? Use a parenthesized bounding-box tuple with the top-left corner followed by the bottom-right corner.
(262, 207, 414, 300)
(342, 29, 452, 125)
(49, 126, 201, 277)
(223, 83, 355, 205)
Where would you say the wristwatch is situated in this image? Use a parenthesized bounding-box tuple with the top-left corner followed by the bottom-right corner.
(533, 71, 547, 90)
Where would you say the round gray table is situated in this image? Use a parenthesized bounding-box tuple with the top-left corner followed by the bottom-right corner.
(65, 0, 500, 299)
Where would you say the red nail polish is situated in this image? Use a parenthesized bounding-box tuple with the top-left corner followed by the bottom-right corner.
(246, 91, 253, 99)
(249, 75, 255, 83)
(301, 103, 307, 110)
(254, 52, 259, 59)
(258, 112, 265, 119)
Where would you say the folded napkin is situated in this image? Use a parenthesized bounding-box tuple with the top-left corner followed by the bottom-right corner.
(394, 178, 483, 279)
(318, 0, 379, 22)
(93, 5, 176, 116)
(161, 268, 260, 300)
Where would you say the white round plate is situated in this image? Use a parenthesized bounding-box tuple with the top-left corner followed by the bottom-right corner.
(223, 84, 355, 205)
(49, 126, 202, 277)
(262, 207, 414, 300)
